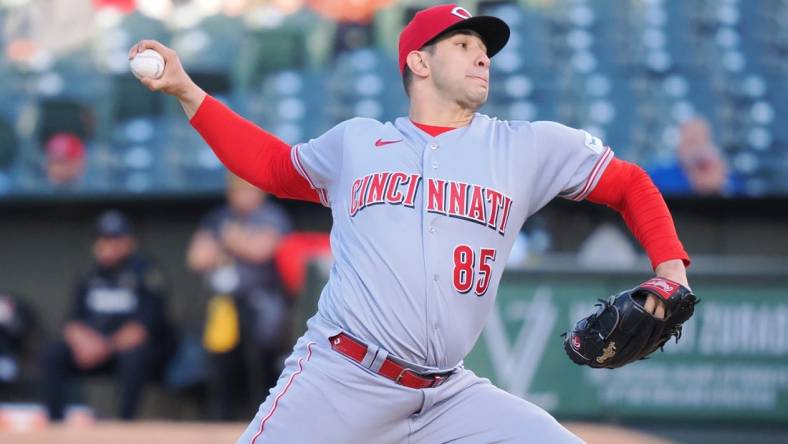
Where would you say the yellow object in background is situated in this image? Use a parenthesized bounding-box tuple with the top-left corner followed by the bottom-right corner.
(203, 295, 240, 353)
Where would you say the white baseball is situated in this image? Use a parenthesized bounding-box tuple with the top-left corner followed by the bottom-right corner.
(130, 49, 165, 80)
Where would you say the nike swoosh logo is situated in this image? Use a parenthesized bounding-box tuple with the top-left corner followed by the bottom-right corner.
(375, 138, 403, 147)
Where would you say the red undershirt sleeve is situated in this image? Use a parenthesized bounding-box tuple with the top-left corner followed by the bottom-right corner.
(189, 95, 321, 203)
(587, 157, 691, 270)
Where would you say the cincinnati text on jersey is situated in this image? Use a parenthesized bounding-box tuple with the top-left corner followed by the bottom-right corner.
(349, 171, 513, 236)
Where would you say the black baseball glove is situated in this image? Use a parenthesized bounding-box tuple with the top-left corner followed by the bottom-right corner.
(563, 277, 698, 369)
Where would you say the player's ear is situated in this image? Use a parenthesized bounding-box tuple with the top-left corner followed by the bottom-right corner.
(407, 51, 430, 78)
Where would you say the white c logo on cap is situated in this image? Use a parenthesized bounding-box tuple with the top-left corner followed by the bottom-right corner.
(451, 6, 472, 19)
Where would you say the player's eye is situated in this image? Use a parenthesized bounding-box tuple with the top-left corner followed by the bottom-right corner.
(457, 42, 467, 49)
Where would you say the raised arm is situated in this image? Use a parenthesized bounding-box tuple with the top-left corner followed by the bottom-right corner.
(128, 40, 320, 203)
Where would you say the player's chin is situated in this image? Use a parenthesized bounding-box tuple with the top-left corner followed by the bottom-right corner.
(464, 90, 488, 109)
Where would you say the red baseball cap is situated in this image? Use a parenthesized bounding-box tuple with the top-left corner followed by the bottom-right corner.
(45, 133, 85, 161)
(398, 4, 510, 74)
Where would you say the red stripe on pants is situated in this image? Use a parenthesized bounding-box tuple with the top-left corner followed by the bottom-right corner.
(250, 342, 315, 444)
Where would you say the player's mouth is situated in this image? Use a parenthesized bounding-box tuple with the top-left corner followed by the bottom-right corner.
(467, 75, 488, 87)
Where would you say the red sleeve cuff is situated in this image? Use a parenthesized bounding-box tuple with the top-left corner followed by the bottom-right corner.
(188, 94, 211, 127)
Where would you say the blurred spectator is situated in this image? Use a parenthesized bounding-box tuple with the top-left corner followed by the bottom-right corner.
(332, 21, 375, 56)
(44, 133, 86, 187)
(187, 173, 292, 420)
(648, 118, 743, 196)
(310, 0, 393, 56)
(0, 291, 35, 396)
(309, 0, 393, 23)
(40, 210, 170, 421)
(93, 0, 136, 14)
(2, 0, 94, 64)
(578, 223, 638, 269)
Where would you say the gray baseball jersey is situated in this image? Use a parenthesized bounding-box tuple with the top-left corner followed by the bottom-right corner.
(291, 115, 612, 370)
(236, 114, 609, 444)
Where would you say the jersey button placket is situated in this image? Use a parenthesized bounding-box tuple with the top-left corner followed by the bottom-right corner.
(427, 142, 439, 169)
(422, 139, 442, 360)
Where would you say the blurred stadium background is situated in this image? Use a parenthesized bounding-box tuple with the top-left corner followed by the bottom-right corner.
(1, 0, 788, 443)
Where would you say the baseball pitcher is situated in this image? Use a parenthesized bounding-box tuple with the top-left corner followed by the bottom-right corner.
(131, 4, 695, 443)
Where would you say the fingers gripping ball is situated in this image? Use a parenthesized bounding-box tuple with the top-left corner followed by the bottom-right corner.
(563, 277, 699, 369)
(130, 49, 165, 80)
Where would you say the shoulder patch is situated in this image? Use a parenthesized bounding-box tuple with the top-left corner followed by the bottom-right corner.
(582, 130, 605, 155)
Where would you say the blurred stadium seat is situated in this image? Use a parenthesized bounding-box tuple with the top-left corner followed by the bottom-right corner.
(236, 26, 308, 91)
(110, 75, 165, 123)
(253, 69, 330, 144)
(327, 47, 405, 123)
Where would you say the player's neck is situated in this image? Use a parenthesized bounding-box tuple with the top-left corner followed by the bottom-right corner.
(409, 94, 475, 128)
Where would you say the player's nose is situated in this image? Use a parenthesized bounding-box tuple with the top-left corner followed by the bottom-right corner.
(475, 51, 490, 69)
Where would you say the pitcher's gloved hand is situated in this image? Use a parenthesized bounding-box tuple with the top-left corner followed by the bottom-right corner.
(563, 277, 699, 369)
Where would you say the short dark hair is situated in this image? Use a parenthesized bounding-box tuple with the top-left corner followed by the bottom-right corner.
(401, 29, 484, 97)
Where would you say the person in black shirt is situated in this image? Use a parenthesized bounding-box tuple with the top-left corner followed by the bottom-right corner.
(187, 174, 292, 420)
(40, 210, 168, 420)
